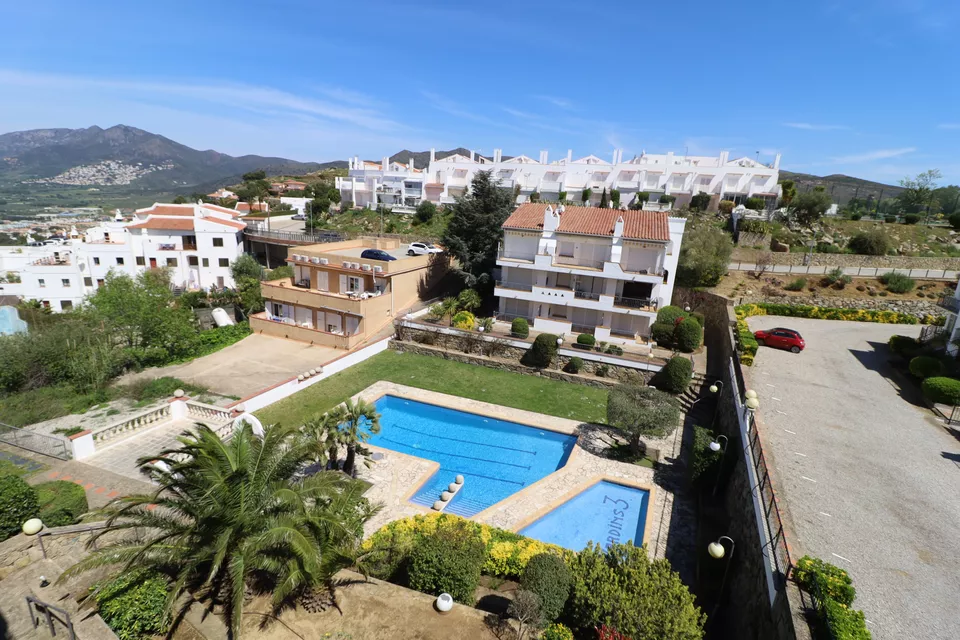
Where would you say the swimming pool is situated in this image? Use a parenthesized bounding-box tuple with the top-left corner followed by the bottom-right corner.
(518, 480, 650, 551)
(367, 395, 577, 517)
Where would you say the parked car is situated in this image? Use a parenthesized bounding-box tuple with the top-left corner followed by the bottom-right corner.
(291, 213, 306, 220)
(360, 248, 397, 262)
(753, 327, 805, 353)
(407, 242, 443, 256)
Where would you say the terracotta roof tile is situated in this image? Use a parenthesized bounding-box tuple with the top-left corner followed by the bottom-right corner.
(128, 218, 195, 231)
(503, 204, 670, 242)
(206, 218, 246, 230)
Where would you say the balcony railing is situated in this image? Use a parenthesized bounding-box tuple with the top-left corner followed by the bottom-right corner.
(554, 256, 605, 269)
(571, 323, 596, 335)
(614, 296, 656, 310)
(495, 280, 534, 292)
(574, 290, 601, 301)
(938, 294, 960, 313)
(183, 243, 197, 251)
(610, 327, 638, 339)
(496, 311, 534, 324)
(497, 250, 535, 262)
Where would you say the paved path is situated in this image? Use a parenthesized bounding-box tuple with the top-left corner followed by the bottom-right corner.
(747, 316, 959, 640)
(80, 418, 200, 482)
(118, 334, 340, 398)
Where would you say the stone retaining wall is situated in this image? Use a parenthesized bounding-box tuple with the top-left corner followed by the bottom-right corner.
(732, 249, 960, 270)
(390, 340, 653, 386)
(737, 294, 942, 319)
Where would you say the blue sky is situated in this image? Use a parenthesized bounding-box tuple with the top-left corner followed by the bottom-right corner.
(1, 0, 959, 185)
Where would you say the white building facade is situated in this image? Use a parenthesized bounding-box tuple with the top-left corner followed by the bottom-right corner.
(0, 203, 246, 312)
(495, 203, 685, 345)
(337, 148, 781, 211)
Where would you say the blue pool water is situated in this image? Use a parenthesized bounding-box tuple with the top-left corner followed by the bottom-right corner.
(368, 396, 577, 517)
(519, 481, 650, 551)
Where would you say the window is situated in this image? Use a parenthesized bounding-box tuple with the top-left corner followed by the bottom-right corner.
(166, 258, 178, 267)
(60, 300, 73, 311)
(219, 258, 229, 267)
(93, 257, 100, 266)
(116, 257, 124, 265)
(202, 258, 209, 267)
(83, 277, 93, 287)
(347, 276, 362, 292)
(38, 278, 46, 288)
(213, 237, 224, 247)
(136, 256, 145, 266)
(61, 278, 70, 287)
(188, 256, 199, 266)
(96, 278, 104, 287)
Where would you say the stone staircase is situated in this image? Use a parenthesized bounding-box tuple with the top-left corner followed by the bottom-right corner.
(677, 373, 722, 430)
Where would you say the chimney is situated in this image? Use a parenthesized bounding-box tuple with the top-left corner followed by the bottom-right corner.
(494, 148, 501, 163)
(409, 157, 415, 170)
(543, 205, 559, 232)
(666, 151, 674, 165)
(774, 153, 781, 170)
(539, 150, 548, 164)
(382, 156, 389, 170)
(613, 215, 624, 239)
(567, 149, 573, 163)
(720, 151, 730, 165)
(612, 149, 618, 164)
(469, 150, 475, 161)
(430, 148, 436, 163)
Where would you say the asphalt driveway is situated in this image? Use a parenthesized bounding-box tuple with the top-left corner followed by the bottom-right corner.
(746, 316, 960, 640)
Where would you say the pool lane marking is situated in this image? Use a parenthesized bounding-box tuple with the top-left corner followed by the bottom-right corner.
(801, 476, 817, 483)
(832, 553, 851, 563)
(389, 424, 538, 455)
(378, 437, 532, 470)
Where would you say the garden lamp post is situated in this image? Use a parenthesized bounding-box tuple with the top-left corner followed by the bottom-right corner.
(708, 380, 724, 431)
(556, 336, 563, 370)
(709, 435, 728, 497)
(708, 535, 736, 621)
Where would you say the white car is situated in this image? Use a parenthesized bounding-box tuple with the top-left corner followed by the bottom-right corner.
(407, 242, 443, 256)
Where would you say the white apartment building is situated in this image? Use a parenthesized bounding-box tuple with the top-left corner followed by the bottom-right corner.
(337, 148, 782, 211)
(0, 202, 246, 312)
(495, 203, 685, 345)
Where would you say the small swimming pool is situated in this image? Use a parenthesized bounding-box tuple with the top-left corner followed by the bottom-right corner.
(368, 395, 577, 517)
(519, 480, 650, 551)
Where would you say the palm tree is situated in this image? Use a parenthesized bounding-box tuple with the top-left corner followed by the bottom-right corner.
(301, 405, 347, 470)
(339, 398, 381, 477)
(60, 422, 379, 640)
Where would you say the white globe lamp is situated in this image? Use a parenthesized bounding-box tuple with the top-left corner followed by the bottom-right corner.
(436, 593, 454, 613)
(746, 397, 760, 411)
(745, 389, 758, 400)
(708, 541, 726, 559)
(22, 518, 43, 535)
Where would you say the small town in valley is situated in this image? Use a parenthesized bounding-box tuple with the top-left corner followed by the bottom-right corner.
(0, 3, 958, 640)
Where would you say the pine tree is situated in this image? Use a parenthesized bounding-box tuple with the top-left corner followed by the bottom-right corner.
(599, 187, 609, 209)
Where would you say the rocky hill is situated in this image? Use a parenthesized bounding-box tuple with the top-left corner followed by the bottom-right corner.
(779, 170, 903, 205)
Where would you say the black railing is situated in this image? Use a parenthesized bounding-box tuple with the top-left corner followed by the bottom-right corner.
(571, 324, 596, 335)
(574, 290, 601, 300)
(748, 424, 793, 589)
(919, 324, 945, 343)
(26, 596, 76, 640)
(613, 296, 656, 310)
(937, 294, 960, 313)
(495, 280, 534, 292)
(244, 228, 346, 244)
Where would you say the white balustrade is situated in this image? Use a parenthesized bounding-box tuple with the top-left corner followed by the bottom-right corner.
(185, 401, 233, 425)
(92, 405, 172, 444)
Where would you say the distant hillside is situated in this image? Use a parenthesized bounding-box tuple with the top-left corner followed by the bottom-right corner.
(0, 125, 331, 190)
(385, 148, 507, 168)
(779, 170, 903, 205)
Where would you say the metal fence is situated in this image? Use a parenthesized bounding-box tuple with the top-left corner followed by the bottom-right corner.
(245, 227, 441, 245)
(748, 424, 794, 589)
(0, 422, 71, 460)
(728, 262, 959, 281)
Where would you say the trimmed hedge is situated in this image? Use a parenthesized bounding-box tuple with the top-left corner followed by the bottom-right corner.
(908, 356, 943, 379)
(794, 556, 870, 639)
(522, 333, 559, 368)
(576, 333, 596, 347)
(921, 377, 960, 405)
(0, 474, 39, 541)
(564, 357, 583, 374)
(657, 305, 687, 326)
(511, 317, 529, 338)
(690, 426, 722, 488)
(888, 334, 920, 357)
(652, 356, 692, 394)
(651, 322, 675, 346)
(408, 521, 486, 604)
(36, 480, 89, 527)
(521, 552, 572, 621)
(451, 311, 476, 330)
(674, 317, 703, 352)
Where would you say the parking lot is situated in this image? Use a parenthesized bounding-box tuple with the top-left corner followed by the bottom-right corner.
(747, 316, 960, 640)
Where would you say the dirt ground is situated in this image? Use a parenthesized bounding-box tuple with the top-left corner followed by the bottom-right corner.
(242, 571, 504, 640)
(712, 269, 953, 302)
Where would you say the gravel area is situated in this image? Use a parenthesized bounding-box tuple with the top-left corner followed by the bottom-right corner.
(747, 316, 960, 640)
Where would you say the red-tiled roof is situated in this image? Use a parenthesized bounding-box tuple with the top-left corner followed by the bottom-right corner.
(236, 202, 268, 212)
(128, 218, 195, 231)
(503, 204, 670, 242)
(134, 204, 195, 216)
(206, 217, 246, 230)
(201, 203, 241, 217)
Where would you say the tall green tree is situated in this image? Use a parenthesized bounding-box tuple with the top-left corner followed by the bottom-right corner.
(897, 169, 943, 214)
(441, 170, 514, 288)
(339, 398, 381, 476)
(599, 188, 609, 209)
(789, 187, 833, 228)
(61, 423, 379, 640)
(779, 179, 797, 206)
(606, 385, 680, 453)
(676, 225, 733, 287)
(302, 405, 347, 469)
(934, 185, 960, 216)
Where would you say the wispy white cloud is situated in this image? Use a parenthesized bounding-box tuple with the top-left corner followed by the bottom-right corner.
(783, 122, 849, 131)
(830, 147, 916, 163)
(501, 107, 537, 119)
(938, 123, 960, 130)
(535, 95, 574, 110)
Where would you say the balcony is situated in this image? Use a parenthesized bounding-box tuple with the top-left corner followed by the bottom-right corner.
(540, 180, 562, 192)
(494, 178, 515, 189)
(495, 280, 534, 292)
(497, 250, 535, 263)
(574, 290, 601, 301)
(614, 296, 656, 311)
(554, 255, 605, 270)
(938, 294, 960, 313)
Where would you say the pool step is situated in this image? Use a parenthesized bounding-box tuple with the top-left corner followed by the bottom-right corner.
(427, 476, 466, 512)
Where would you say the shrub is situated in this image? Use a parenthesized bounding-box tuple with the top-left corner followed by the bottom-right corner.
(909, 356, 943, 379)
(794, 556, 856, 605)
(718, 200, 735, 215)
(605, 345, 623, 356)
(564, 357, 583, 374)
(690, 312, 705, 327)
(511, 317, 530, 338)
(565, 542, 705, 639)
(676, 225, 733, 287)
(921, 377, 960, 405)
(736, 302, 918, 325)
(879, 272, 915, 293)
(408, 520, 486, 603)
(822, 267, 849, 286)
(850, 212, 862, 221)
(94, 569, 170, 640)
(652, 357, 692, 394)
(451, 310, 476, 330)
(522, 333, 558, 368)
(521, 553, 572, 622)
(651, 322, 676, 346)
(884, 215, 897, 223)
(541, 623, 574, 640)
(657, 305, 687, 326)
(744, 196, 765, 210)
(738, 219, 769, 234)
(36, 480, 88, 527)
(690, 425, 722, 488)
(784, 277, 806, 291)
(949, 213, 960, 230)
(847, 230, 892, 256)
(576, 333, 596, 348)
(595, 364, 609, 378)
(674, 317, 703, 352)
(415, 201, 437, 224)
(0, 474, 39, 541)
(903, 213, 920, 224)
(823, 598, 871, 640)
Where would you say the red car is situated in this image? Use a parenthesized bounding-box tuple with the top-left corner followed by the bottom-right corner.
(754, 327, 805, 353)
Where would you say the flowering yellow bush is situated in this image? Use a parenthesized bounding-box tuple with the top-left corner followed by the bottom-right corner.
(362, 512, 569, 580)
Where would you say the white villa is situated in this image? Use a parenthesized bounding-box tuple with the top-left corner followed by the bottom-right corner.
(0, 202, 247, 312)
(495, 203, 685, 345)
(337, 148, 782, 212)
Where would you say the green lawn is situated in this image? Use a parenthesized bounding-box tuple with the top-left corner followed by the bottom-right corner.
(255, 351, 609, 427)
